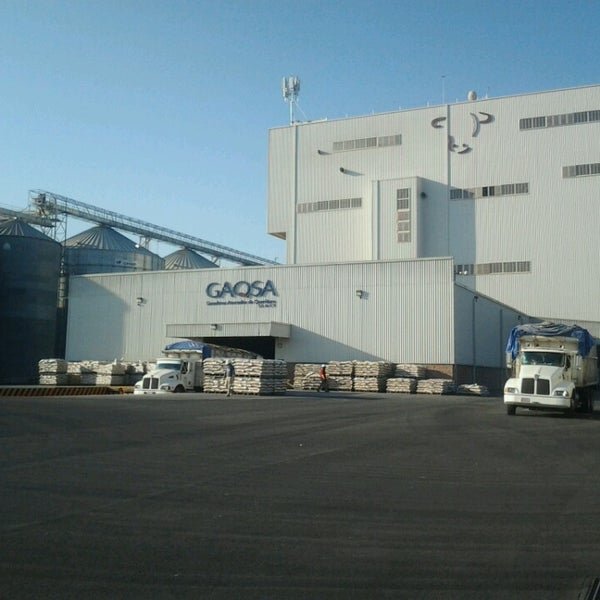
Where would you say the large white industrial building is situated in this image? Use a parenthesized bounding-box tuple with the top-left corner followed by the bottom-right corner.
(65, 84, 600, 388)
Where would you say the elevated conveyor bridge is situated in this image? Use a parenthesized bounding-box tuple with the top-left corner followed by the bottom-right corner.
(27, 190, 277, 266)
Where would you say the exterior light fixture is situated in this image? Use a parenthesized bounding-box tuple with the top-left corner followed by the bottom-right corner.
(210, 323, 218, 331)
(356, 289, 365, 299)
(136, 297, 145, 306)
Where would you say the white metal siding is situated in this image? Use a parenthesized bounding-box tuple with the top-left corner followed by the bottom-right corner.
(66, 259, 456, 365)
(269, 85, 600, 330)
(453, 285, 522, 367)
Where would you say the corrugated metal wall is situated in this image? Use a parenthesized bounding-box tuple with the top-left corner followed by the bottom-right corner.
(66, 258, 458, 365)
(268, 85, 600, 329)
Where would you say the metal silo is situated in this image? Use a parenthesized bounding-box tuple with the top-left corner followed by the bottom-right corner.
(63, 225, 164, 274)
(0, 218, 61, 384)
(164, 247, 218, 270)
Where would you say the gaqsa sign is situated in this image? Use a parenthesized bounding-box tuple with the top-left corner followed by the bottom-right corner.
(205, 279, 278, 300)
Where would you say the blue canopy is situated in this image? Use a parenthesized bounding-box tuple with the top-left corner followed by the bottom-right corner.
(164, 340, 209, 353)
(506, 322, 596, 359)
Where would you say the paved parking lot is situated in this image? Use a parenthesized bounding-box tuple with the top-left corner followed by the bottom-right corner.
(2, 391, 600, 598)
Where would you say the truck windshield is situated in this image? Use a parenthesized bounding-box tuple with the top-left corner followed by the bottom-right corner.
(156, 361, 181, 371)
(521, 352, 565, 367)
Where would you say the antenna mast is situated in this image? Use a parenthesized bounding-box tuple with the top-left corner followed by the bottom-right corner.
(282, 76, 301, 125)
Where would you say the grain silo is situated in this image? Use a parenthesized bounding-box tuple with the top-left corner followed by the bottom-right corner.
(0, 218, 61, 384)
(164, 247, 218, 270)
(63, 225, 164, 274)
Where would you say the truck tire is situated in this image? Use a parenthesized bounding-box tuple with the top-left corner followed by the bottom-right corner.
(582, 389, 594, 413)
(174, 385, 185, 393)
(576, 389, 592, 413)
(506, 405, 516, 415)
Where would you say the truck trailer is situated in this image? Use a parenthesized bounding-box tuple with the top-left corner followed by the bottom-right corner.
(504, 322, 598, 415)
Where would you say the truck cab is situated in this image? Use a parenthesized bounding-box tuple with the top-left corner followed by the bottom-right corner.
(504, 323, 597, 415)
(134, 356, 203, 394)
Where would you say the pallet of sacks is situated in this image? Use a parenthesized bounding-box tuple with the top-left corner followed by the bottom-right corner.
(394, 363, 427, 379)
(352, 361, 394, 392)
(353, 376, 387, 392)
(327, 375, 353, 391)
(325, 361, 354, 391)
(457, 383, 490, 396)
(204, 358, 288, 396)
(416, 378, 457, 395)
(66, 362, 82, 385)
(80, 361, 127, 386)
(386, 377, 417, 393)
(353, 361, 395, 378)
(327, 361, 355, 377)
(293, 364, 321, 391)
(203, 377, 228, 393)
(38, 359, 68, 385)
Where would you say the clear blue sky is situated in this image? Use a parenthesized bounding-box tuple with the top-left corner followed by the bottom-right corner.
(1, 0, 598, 263)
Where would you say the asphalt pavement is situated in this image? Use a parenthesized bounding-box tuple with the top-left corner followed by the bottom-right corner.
(2, 391, 600, 599)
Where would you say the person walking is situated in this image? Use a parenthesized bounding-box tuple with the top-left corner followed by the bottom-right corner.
(318, 363, 329, 392)
(224, 359, 235, 397)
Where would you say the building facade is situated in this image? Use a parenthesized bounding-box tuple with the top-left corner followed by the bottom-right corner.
(268, 84, 600, 336)
(65, 84, 600, 387)
(66, 258, 521, 388)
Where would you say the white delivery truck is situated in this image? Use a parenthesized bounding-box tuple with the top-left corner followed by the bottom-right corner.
(504, 322, 598, 415)
(134, 341, 256, 395)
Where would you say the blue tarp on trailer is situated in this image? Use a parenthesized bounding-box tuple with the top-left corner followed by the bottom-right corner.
(505, 322, 596, 359)
(164, 340, 212, 356)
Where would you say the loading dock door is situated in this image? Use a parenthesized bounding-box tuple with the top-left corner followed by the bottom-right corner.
(166, 321, 290, 360)
(198, 336, 274, 359)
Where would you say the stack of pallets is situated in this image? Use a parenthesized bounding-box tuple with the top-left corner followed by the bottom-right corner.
(326, 361, 354, 391)
(416, 379, 457, 395)
(204, 358, 288, 395)
(292, 364, 321, 390)
(353, 361, 395, 392)
(93, 362, 127, 386)
(386, 363, 426, 394)
(386, 377, 418, 393)
(394, 364, 427, 378)
(38, 359, 68, 385)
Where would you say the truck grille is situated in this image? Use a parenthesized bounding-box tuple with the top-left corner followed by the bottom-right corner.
(522, 378, 550, 395)
(142, 377, 159, 390)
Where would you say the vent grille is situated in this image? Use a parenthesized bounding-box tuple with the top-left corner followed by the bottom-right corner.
(521, 378, 550, 395)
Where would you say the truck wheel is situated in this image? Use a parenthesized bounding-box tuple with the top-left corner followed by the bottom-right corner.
(506, 405, 516, 416)
(577, 389, 591, 413)
(174, 385, 185, 393)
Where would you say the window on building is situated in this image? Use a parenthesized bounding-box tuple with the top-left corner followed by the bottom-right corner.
(455, 264, 474, 276)
(455, 261, 530, 276)
(451, 182, 529, 200)
(378, 134, 402, 147)
(396, 188, 411, 244)
(297, 197, 363, 213)
(563, 161, 600, 178)
(332, 134, 399, 153)
(521, 109, 600, 130)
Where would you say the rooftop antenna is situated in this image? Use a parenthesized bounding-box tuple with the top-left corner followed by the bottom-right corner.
(282, 76, 301, 125)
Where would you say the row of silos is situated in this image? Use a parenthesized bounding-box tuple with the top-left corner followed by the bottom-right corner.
(63, 225, 218, 273)
(0, 221, 218, 384)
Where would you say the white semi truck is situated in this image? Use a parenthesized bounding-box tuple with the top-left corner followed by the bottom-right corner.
(504, 322, 598, 415)
(133, 341, 256, 395)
